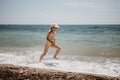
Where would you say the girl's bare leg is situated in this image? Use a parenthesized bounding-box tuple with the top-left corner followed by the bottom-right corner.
(39, 46, 49, 62)
(52, 44, 61, 59)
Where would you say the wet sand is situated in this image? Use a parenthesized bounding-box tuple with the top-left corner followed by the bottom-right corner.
(0, 64, 119, 80)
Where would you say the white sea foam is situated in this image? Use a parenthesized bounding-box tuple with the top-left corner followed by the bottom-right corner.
(0, 52, 120, 77)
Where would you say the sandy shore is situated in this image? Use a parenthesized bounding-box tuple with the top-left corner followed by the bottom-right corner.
(0, 64, 119, 80)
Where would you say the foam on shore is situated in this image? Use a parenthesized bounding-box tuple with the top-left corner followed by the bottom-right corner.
(0, 52, 120, 77)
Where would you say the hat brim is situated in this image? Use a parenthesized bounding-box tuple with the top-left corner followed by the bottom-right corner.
(52, 26, 59, 28)
(54, 26, 59, 28)
(50, 23, 60, 28)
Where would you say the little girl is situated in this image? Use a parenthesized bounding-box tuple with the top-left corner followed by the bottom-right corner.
(39, 23, 61, 62)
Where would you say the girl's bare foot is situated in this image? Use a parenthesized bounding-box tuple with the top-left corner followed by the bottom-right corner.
(53, 56, 59, 60)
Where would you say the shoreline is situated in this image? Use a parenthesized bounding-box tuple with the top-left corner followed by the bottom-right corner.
(0, 64, 119, 80)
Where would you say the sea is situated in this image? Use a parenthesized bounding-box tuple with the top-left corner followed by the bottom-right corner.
(0, 24, 120, 77)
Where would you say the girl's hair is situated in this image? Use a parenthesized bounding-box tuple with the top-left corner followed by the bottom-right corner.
(49, 27, 53, 33)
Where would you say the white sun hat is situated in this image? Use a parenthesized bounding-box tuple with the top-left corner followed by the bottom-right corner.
(50, 23, 60, 28)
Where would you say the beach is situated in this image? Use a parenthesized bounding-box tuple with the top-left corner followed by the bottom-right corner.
(0, 0, 120, 79)
(0, 64, 119, 80)
(0, 25, 120, 78)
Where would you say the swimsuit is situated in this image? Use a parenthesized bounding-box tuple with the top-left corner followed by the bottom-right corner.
(45, 33, 55, 47)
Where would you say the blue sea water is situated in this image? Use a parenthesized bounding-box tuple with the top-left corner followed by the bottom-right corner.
(0, 24, 120, 77)
(0, 25, 120, 56)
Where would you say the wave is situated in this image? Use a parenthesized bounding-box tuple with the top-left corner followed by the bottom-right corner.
(0, 52, 120, 77)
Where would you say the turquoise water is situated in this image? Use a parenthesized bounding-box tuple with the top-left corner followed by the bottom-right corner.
(0, 25, 120, 56)
(0, 25, 120, 77)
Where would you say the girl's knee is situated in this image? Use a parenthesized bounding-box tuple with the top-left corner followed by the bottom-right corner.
(59, 47, 61, 50)
(57, 47, 61, 51)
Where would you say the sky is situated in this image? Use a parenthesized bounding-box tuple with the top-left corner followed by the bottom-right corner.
(0, 0, 120, 24)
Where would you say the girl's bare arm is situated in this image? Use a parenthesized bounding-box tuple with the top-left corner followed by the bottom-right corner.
(46, 32, 55, 44)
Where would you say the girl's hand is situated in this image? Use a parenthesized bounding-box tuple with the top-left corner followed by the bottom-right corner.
(52, 42, 55, 46)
